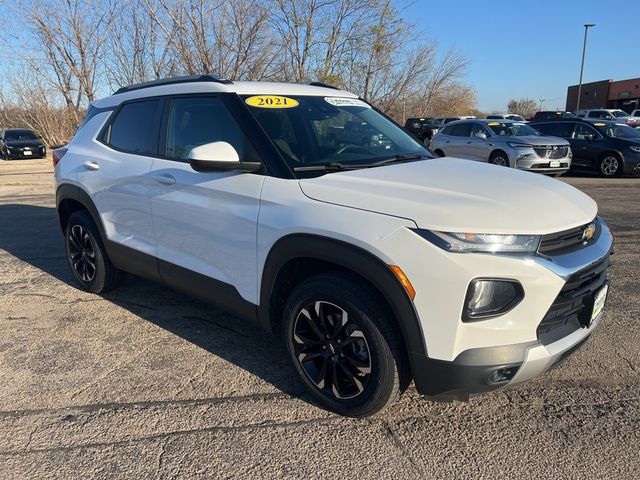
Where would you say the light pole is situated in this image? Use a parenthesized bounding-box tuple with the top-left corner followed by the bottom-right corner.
(575, 23, 595, 114)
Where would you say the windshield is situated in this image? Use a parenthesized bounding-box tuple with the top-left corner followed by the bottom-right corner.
(486, 122, 540, 136)
(243, 95, 430, 172)
(612, 111, 628, 118)
(5, 130, 38, 141)
(595, 123, 640, 139)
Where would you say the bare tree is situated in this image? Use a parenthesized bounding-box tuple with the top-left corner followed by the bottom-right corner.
(507, 98, 538, 118)
(106, 1, 177, 88)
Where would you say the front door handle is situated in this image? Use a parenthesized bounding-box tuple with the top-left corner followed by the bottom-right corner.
(152, 173, 176, 185)
(83, 161, 100, 171)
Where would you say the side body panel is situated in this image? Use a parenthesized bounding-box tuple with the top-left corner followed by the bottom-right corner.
(148, 159, 265, 303)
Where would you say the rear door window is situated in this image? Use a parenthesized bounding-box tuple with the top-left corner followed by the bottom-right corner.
(449, 123, 472, 137)
(108, 99, 163, 154)
(534, 122, 574, 138)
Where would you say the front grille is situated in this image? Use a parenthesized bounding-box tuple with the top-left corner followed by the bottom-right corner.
(533, 146, 569, 159)
(537, 257, 609, 345)
(538, 221, 597, 255)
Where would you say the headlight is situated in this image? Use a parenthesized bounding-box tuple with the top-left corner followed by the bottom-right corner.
(412, 229, 540, 253)
(630, 146, 640, 153)
(507, 142, 531, 148)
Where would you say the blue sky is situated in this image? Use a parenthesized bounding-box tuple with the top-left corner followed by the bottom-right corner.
(404, 0, 640, 112)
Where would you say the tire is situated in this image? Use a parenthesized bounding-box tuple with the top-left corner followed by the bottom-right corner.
(598, 154, 621, 177)
(64, 210, 125, 293)
(489, 151, 510, 167)
(434, 149, 445, 157)
(283, 273, 407, 417)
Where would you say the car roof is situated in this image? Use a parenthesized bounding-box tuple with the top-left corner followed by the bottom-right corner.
(446, 118, 520, 125)
(3, 128, 34, 132)
(93, 78, 358, 109)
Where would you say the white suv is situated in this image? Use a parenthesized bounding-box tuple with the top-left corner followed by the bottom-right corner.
(54, 74, 613, 417)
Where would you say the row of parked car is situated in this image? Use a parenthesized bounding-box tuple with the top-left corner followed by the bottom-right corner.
(405, 111, 640, 177)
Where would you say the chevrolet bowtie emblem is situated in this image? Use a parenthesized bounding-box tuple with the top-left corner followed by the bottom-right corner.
(582, 223, 596, 241)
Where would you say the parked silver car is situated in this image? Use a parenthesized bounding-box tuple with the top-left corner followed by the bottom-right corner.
(430, 119, 572, 175)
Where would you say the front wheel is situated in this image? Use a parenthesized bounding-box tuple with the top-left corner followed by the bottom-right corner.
(598, 154, 620, 177)
(489, 151, 510, 167)
(283, 274, 407, 417)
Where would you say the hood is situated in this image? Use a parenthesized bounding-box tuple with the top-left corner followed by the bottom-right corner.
(299, 158, 597, 235)
(511, 135, 569, 146)
(5, 140, 44, 148)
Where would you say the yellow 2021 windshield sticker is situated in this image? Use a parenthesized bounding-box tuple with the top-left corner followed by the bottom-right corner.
(245, 95, 299, 108)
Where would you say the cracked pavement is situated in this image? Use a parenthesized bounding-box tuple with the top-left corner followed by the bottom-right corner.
(0, 158, 639, 479)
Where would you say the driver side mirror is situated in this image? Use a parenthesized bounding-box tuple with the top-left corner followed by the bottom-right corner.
(584, 134, 595, 142)
(474, 131, 487, 140)
(188, 141, 261, 173)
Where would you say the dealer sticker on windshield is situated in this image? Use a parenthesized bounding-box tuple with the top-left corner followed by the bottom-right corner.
(324, 97, 371, 108)
(245, 95, 299, 108)
(591, 284, 608, 322)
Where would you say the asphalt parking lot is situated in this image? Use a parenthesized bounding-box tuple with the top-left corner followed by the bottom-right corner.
(0, 158, 639, 479)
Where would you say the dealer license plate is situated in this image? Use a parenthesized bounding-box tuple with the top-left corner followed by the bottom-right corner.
(23, 150, 32, 156)
(550, 160, 560, 168)
(591, 284, 608, 321)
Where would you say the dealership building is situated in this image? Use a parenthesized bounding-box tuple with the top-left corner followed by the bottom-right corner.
(566, 77, 640, 113)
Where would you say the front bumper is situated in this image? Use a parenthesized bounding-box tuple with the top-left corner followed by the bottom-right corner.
(412, 312, 599, 400)
(513, 146, 572, 173)
(4, 147, 46, 159)
(373, 216, 613, 400)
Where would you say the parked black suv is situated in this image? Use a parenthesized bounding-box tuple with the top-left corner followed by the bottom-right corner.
(0, 128, 46, 159)
(404, 117, 438, 145)
(530, 111, 577, 121)
(531, 119, 640, 177)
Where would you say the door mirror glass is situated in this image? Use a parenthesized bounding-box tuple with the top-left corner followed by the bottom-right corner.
(188, 141, 261, 173)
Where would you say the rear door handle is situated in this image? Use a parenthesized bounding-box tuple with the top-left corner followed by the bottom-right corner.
(83, 161, 100, 171)
(152, 173, 176, 185)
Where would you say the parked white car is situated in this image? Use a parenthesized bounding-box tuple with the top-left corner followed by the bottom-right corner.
(578, 109, 640, 126)
(54, 75, 613, 416)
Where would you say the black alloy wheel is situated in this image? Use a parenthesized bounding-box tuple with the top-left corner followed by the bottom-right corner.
(64, 210, 125, 293)
(284, 274, 407, 417)
(293, 300, 372, 400)
(68, 224, 97, 282)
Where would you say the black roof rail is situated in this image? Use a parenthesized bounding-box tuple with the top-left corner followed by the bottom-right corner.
(308, 81, 340, 90)
(114, 73, 233, 95)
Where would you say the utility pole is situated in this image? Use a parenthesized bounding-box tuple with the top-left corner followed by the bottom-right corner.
(575, 24, 595, 114)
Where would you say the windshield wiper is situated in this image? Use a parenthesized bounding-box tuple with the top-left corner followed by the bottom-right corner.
(293, 162, 358, 172)
(369, 153, 431, 166)
(292, 153, 430, 173)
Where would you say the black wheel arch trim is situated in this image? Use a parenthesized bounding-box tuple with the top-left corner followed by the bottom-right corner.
(258, 233, 428, 361)
(56, 183, 107, 239)
(56, 183, 162, 282)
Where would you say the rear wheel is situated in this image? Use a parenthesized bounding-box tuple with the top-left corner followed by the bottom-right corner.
(283, 274, 406, 417)
(64, 210, 125, 293)
(598, 154, 620, 177)
(489, 151, 510, 167)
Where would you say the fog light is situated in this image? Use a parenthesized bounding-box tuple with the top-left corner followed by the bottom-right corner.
(487, 366, 519, 385)
(463, 279, 524, 321)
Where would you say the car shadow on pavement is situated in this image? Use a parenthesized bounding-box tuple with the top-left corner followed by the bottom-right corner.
(0, 203, 307, 401)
